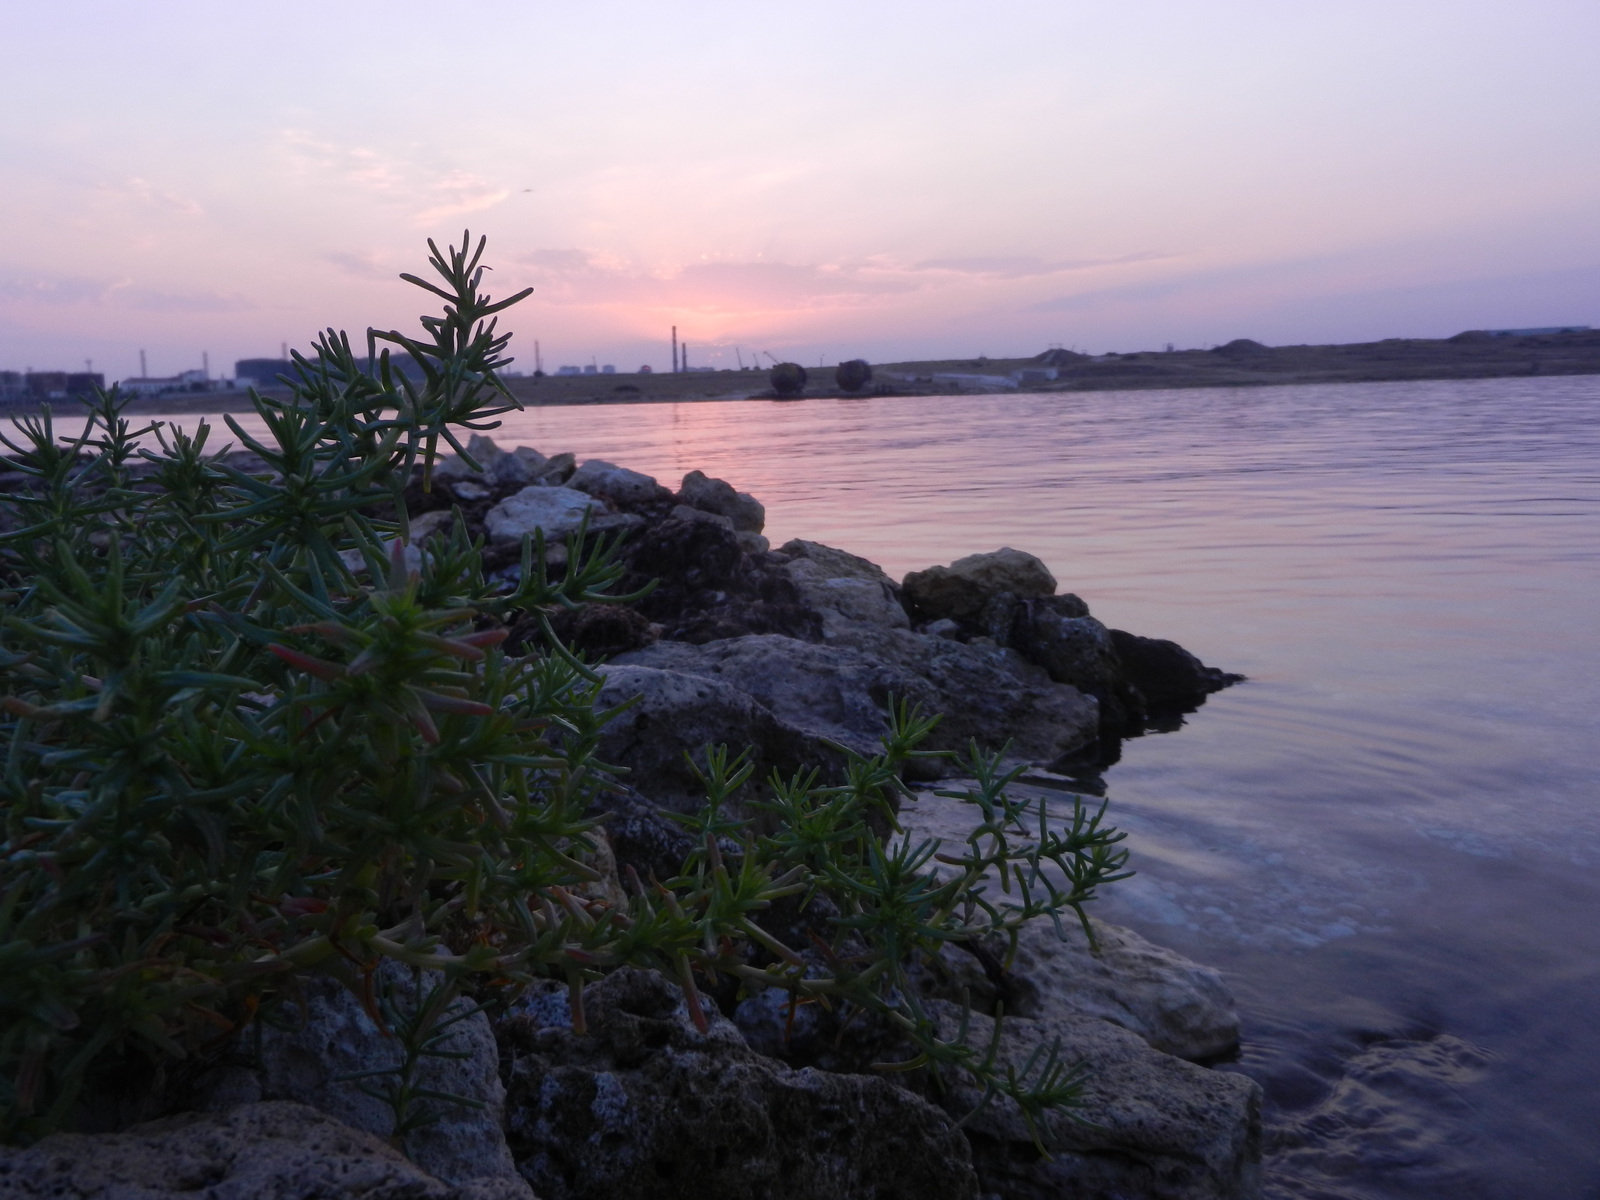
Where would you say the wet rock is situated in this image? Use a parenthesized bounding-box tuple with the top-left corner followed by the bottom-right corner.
(1108, 629, 1244, 711)
(677, 470, 766, 533)
(778, 538, 910, 638)
(214, 960, 526, 1193)
(567, 459, 670, 509)
(500, 968, 978, 1200)
(484, 486, 603, 545)
(927, 1000, 1261, 1200)
(0, 1101, 529, 1200)
(902, 548, 1058, 622)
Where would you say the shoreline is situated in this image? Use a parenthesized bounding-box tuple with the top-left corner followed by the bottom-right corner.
(7, 328, 1597, 417)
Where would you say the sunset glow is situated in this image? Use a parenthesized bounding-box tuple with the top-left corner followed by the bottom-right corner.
(2, 0, 1596, 380)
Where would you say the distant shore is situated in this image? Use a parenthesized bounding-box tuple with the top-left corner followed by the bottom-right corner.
(10, 328, 1599, 417)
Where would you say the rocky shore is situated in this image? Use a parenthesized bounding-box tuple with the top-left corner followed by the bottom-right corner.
(0, 438, 1261, 1200)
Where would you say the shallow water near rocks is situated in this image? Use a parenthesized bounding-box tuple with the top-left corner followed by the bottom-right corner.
(155, 376, 1600, 1198)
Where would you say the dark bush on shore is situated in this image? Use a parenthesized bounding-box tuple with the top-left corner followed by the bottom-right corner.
(0, 236, 1128, 1151)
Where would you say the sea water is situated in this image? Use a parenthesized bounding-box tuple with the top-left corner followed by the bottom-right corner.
(153, 376, 1600, 1198)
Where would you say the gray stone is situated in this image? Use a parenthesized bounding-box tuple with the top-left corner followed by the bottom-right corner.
(613, 635, 938, 762)
(916, 918, 1240, 1063)
(669, 502, 733, 529)
(434, 455, 484, 483)
(1024, 610, 1120, 692)
(450, 480, 491, 502)
(484, 487, 603, 545)
(778, 538, 910, 638)
(491, 453, 535, 489)
(927, 999, 1261, 1200)
(0, 1101, 531, 1200)
(677, 469, 765, 533)
(903, 548, 1058, 622)
(409, 509, 458, 543)
(594, 663, 839, 810)
(512, 446, 549, 470)
(467, 434, 506, 466)
(535, 452, 576, 485)
(239, 960, 529, 1194)
(736, 531, 770, 554)
(567, 459, 669, 507)
(500, 968, 978, 1200)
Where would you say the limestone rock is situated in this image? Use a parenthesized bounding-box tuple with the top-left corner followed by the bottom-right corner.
(484, 487, 603, 545)
(567, 459, 669, 508)
(919, 918, 1240, 1063)
(236, 960, 528, 1194)
(614, 634, 938, 761)
(536, 452, 576, 486)
(669, 502, 732, 529)
(778, 538, 910, 638)
(594, 662, 839, 810)
(928, 1000, 1262, 1200)
(500, 968, 978, 1200)
(490, 453, 535, 489)
(903, 548, 1058, 622)
(0, 1101, 530, 1200)
(677, 469, 765, 533)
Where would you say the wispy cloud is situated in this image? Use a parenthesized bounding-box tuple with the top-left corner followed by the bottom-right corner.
(95, 177, 205, 217)
(281, 131, 509, 227)
(911, 252, 1173, 278)
(0, 271, 251, 312)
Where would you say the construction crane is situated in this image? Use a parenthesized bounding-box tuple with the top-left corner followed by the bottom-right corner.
(761, 351, 781, 366)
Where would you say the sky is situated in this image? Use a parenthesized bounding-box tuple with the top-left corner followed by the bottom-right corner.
(2, 0, 1597, 380)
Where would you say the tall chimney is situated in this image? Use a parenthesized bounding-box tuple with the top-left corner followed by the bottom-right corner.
(671, 326, 678, 373)
(139, 349, 147, 379)
(202, 351, 209, 380)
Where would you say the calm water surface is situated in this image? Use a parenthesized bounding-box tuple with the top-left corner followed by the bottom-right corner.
(162, 377, 1600, 1198)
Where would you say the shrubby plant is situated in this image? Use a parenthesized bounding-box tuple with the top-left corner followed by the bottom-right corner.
(0, 234, 1129, 1149)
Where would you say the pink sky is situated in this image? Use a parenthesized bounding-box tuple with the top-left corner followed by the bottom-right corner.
(2, 0, 1597, 381)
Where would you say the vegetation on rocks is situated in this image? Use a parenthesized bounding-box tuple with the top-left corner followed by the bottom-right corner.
(0, 235, 1131, 1152)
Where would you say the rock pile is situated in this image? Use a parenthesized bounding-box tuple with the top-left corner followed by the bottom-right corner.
(1, 438, 1260, 1200)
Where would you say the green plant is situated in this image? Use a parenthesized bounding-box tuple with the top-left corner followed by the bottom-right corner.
(0, 234, 1130, 1152)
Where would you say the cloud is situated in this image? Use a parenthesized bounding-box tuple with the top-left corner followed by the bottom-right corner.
(324, 251, 395, 281)
(912, 251, 1173, 278)
(0, 272, 251, 312)
(96, 177, 205, 217)
(519, 253, 922, 313)
(280, 131, 509, 227)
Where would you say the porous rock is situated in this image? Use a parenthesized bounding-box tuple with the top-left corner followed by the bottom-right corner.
(500, 968, 978, 1200)
(902, 548, 1058, 622)
(0, 1100, 530, 1200)
(484, 486, 603, 545)
(567, 459, 670, 508)
(1020, 608, 1120, 693)
(677, 469, 765, 533)
(927, 1000, 1261, 1200)
(594, 663, 839, 810)
(219, 960, 528, 1194)
(778, 538, 910, 638)
(918, 918, 1240, 1063)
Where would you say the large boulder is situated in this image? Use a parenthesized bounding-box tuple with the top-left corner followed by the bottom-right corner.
(595, 663, 840, 809)
(616, 635, 937, 761)
(677, 470, 765, 533)
(567, 460, 670, 509)
(817, 625, 1100, 764)
(1108, 629, 1244, 711)
(778, 538, 910, 639)
(903, 548, 1058, 623)
(0, 1101, 528, 1200)
(1019, 607, 1121, 694)
(500, 968, 979, 1200)
(484, 487, 603, 545)
(193, 960, 528, 1194)
(927, 1000, 1262, 1200)
(620, 629, 1098, 769)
